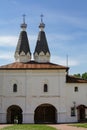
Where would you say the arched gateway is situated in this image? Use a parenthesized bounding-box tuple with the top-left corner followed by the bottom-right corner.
(34, 104, 57, 124)
(7, 105, 22, 124)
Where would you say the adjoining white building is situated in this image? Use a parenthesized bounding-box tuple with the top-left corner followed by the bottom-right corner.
(0, 16, 87, 124)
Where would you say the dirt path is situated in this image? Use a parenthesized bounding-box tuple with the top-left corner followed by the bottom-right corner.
(0, 124, 87, 130)
(0, 124, 12, 129)
(49, 124, 87, 130)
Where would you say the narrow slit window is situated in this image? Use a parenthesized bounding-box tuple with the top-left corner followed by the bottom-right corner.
(71, 107, 75, 116)
(44, 84, 48, 92)
(74, 86, 78, 92)
(13, 84, 17, 92)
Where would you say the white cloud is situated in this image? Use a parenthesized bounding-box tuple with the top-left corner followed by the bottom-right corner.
(0, 52, 79, 67)
(0, 36, 18, 46)
(0, 35, 37, 47)
(51, 55, 79, 67)
(29, 35, 37, 44)
(47, 33, 74, 43)
(0, 51, 14, 60)
(60, 15, 87, 28)
(45, 11, 87, 30)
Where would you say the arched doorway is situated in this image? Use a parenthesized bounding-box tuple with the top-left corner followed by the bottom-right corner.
(34, 104, 57, 124)
(7, 105, 22, 124)
(77, 105, 86, 122)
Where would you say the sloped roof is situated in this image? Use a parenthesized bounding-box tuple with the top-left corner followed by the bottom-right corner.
(34, 31, 50, 54)
(66, 75, 87, 83)
(15, 31, 31, 55)
(0, 61, 68, 70)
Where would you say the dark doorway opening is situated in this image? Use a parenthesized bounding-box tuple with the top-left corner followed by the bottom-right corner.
(77, 105, 86, 122)
(34, 104, 57, 124)
(7, 105, 22, 124)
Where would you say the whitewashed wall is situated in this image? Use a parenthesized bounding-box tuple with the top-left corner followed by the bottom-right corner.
(66, 83, 87, 122)
(1, 69, 87, 123)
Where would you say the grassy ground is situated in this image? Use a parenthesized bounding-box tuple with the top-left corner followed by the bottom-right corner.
(71, 123, 87, 128)
(0, 124, 57, 130)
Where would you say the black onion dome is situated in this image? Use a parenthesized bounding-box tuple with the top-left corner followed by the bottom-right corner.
(15, 31, 31, 55)
(34, 31, 50, 55)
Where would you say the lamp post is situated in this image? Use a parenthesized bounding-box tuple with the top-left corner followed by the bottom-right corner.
(73, 101, 76, 116)
(73, 101, 76, 108)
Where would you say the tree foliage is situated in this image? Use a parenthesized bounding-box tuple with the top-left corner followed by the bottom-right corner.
(74, 73, 81, 78)
(74, 72, 87, 80)
(82, 72, 87, 79)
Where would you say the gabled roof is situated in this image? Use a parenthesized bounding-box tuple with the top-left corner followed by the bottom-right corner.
(0, 61, 68, 70)
(34, 31, 50, 55)
(66, 75, 87, 83)
(15, 31, 31, 55)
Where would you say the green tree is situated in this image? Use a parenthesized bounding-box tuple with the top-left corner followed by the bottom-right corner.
(74, 73, 81, 78)
(73, 72, 87, 80)
(82, 72, 87, 79)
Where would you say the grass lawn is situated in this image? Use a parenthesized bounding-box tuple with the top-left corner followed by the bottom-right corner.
(0, 124, 57, 130)
(71, 123, 87, 128)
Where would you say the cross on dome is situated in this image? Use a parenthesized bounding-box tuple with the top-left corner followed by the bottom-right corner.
(40, 14, 44, 23)
(23, 14, 26, 24)
(21, 14, 27, 31)
(39, 14, 45, 30)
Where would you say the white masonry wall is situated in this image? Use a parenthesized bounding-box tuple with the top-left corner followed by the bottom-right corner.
(66, 83, 87, 123)
(0, 69, 67, 123)
(1, 69, 87, 123)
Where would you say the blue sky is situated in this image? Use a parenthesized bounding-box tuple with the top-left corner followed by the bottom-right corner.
(0, 0, 87, 74)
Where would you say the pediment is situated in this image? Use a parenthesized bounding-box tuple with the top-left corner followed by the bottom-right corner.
(20, 51, 25, 56)
(39, 51, 44, 56)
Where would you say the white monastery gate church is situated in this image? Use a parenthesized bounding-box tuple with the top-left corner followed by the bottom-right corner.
(0, 16, 87, 124)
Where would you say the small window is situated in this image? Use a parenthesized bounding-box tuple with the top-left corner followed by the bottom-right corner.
(44, 84, 48, 92)
(74, 86, 78, 92)
(13, 84, 17, 92)
(71, 107, 75, 116)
